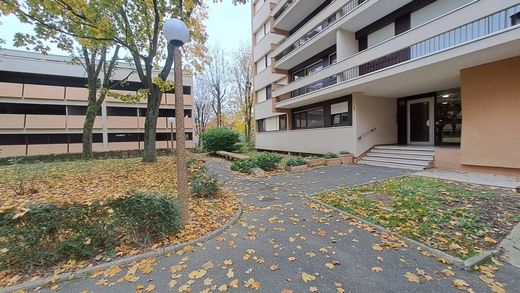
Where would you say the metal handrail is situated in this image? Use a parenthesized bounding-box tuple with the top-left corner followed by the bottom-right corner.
(358, 127, 376, 140)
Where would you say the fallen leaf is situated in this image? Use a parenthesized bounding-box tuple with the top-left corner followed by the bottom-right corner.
(270, 264, 280, 271)
(404, 272, 420, 283)
(188, 269, 207, 280)
(301, 272, 316, 283)
(372, 266, 383, 272)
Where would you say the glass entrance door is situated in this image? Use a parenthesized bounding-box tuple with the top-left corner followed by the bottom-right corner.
(407, 97, 434, 145)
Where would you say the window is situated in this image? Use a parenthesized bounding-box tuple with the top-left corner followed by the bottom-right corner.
(107, 107, 138, 117)
(279, 115, 287, 131)
(329, 53, 337, 65)
(67, 105, 101, 116)
(293, 108, 324, 129)
(331, 101, 349, 126)
(264, 55, 268, 69)
(266, 85, 272, 100)
(108, 133, 139, 142)
(0, 103, 66, 115)
(139, 108, 192, 118)
(257, 119, 266, 132)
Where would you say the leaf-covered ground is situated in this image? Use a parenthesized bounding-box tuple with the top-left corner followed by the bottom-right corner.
(315, 176, 520, 259)
(0, 157, 238, 287)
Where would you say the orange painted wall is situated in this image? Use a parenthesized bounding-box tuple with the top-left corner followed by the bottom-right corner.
(460, 56, 520, 169)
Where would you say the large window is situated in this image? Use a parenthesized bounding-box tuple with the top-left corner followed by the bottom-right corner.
(293, 108, 324, 129)
(257, 119, 266, 132)
(279, 115, 287, 131)
(435, 89, 461, 145)
(331, 101, 349, 126)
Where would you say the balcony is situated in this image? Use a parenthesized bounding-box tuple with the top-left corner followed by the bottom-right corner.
(273, 0, 413, 71)
(252, 0, 277, 33)
(273, 1, 520, 108)
(272, 0, 328, 32)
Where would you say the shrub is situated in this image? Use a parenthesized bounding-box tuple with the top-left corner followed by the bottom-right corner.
(0, 203, 115, 270)
(286, 157, 307, 167)
(231, 159, 257, 174)
(236, 141, 255, 153)
(200, 128, 240, 154)
(323, 152, 339, 159)
(191, 172, 219, 198)
(109, 191, 183, 245)
(253, 152, 283, 171)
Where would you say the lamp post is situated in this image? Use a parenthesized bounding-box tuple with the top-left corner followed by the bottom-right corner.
(164, 18, 190, 213)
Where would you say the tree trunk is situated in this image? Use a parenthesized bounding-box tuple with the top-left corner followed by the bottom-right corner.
(82, 81, 100, 159)
(142, 90, 161, 162)
(173, 46, 189, 221)
(82, 101, 100, 158)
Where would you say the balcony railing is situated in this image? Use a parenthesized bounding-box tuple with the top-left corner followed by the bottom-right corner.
(286, 3, 520, 99)
(274, 0, 365, 62)
(273, 0, 294, 20)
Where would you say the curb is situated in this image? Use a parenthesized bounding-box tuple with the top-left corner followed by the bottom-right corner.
(1, 204, 243, 293)
(303, 195, 494, 271)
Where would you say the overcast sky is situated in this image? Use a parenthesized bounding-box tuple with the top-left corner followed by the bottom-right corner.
(0, 0, 252, 55)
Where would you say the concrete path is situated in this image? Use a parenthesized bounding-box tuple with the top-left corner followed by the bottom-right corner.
(41, 159, 520, 292)
(415, 168, 520, 189)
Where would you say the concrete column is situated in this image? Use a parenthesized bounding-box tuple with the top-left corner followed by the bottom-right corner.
(101, 101, 108, 151)
(336, 29, 358, 82)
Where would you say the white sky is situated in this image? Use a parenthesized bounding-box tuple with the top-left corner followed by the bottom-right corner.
(0, 0, 252, 55)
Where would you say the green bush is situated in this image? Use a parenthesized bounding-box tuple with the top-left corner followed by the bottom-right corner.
(200, 128, 240, 154)
(286, 157, 307, 167)
(0, 192, 184, 271)
(0, 203, 115, 270)
(191, 172, 219, 198)
(236, 141, 255, 153)
(231, 159, 257, 174)
(109, 191, 183, 245)
(252, 152, 283, 171)
(323, 152, 339, 159)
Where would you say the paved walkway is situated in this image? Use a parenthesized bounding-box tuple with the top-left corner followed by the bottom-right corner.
(42, 159, 520, 292)
(415, 169, 520, 189)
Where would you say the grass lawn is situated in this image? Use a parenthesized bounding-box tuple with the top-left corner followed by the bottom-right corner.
(0, 156, 238, 287)
(315, 176, 520, 259)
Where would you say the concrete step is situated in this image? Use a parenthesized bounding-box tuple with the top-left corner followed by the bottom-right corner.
(358, 160, 426, 171)
(371, 149, 435, 156)
(374, 145, 434, 151)
(362, 156, 431, 166)
(366, 152, 434, 161)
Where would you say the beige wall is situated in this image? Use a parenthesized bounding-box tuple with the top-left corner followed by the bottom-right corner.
(67, 116, 102, 129)
(435, 147, 520, 176)
(256, 126, 357, 154)
(27, 144, 68, 156)
(65, 87, 89, 101)
(354, 93, 397, 156)
(24, 84, 65, 100)
(460, 56, 520, 169)
(0, 145, 26, 157)
(0, 114, 25, 129)
(0, 82, 23, 98)
(25, 115, 67, 129)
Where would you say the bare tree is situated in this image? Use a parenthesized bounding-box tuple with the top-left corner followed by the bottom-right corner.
(231, 44, 254, 142)
(193, 75, 212, 144)
(201, 45, 229, 128)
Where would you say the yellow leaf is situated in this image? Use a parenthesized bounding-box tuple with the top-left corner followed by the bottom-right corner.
(226, 268, 234, 278)
(203, 278, 213, 286)
(244, 278, 261, 290)
(223, 259, 233, 266)
(229, 279, 239, 288)
(325, 263, 335, 270)
(270, 264, 280, 271)
(188, 269, 207, 280)
(218, 284, 228, 292)
(442, 269, 455, 277)
(372, 266, 383, 272)
(301, 272, 316, 283)
(452, 279, 471, 290)
(404, 272, 420, 283)
(145, 284, 155, 292)
(288, 256, 296, 262)
(484, 237, 498, 245)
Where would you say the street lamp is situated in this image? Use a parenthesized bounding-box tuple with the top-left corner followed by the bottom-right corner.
(164, 18, 190, 207)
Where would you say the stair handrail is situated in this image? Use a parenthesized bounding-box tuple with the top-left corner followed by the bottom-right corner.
(358, 127, 376, 140)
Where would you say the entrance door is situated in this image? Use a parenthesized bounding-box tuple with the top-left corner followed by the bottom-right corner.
(407, 97, 434, 145)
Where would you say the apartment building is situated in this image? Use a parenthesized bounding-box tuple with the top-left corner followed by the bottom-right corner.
(252, 0, 520, 174)
(0, 49, 194, 158)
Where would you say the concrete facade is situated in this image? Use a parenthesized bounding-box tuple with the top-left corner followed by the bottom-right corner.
(252, 0, 520, 173)
(0, 49, 194, 158)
